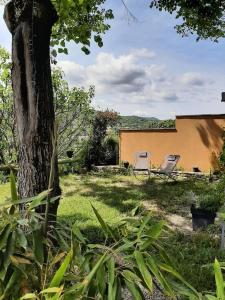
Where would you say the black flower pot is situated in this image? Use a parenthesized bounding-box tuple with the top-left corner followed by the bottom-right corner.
(191, 205, 216, 231)
(124, 162, 129, 169)
(66, 150, 74, 158)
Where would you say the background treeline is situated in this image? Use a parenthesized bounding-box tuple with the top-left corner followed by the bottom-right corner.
(119, 115, 175, 129)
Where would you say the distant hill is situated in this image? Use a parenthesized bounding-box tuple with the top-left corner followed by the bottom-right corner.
(119, 115, 158, 129)
(118, 115, 175, 129)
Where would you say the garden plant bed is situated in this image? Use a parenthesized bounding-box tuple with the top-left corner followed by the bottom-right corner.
(0, 173, 224, 293)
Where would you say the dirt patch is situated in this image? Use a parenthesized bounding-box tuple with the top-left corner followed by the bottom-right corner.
(143, 201, 192, 232)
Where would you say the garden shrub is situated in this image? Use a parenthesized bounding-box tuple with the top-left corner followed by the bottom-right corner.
(84, 110, 119, 169)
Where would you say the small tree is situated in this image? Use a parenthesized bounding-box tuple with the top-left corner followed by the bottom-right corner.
(0, 60, 95, 163)
(52, 68, 94, 158)
(85, 110, 119, 168)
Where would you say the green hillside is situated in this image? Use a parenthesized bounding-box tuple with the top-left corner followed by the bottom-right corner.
(119, 115, 175, 129)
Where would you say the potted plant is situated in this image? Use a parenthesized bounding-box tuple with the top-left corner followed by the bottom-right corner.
(190, 191, 223, 231)
(66, 150, 74, 158)
(123, 161, 129, 169)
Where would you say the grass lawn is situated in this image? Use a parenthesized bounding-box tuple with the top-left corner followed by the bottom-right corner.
(0, 172, 225, 292)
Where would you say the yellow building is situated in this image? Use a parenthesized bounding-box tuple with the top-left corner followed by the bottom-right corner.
(119, 114, 225, 172)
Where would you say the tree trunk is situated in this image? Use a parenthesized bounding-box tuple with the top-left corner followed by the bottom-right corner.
(4, 0, 61, 221)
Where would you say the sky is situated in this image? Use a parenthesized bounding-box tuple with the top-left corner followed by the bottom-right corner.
(1, 1, 225, 119)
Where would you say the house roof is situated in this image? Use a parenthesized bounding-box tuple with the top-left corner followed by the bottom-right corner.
(176, 114, 225, 119)
(119, 128, 177, 132)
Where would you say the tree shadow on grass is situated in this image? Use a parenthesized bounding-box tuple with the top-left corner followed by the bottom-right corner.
(61, 174, 214, 219)
(57, 212, 90, 226)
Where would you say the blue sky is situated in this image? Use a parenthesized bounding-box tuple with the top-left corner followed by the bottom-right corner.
(1, 1, 225, 119)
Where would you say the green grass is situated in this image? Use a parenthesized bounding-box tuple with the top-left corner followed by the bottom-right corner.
(44, 174, 225, 292)
(58, 173, 214, 226)
(0, 173, 223, 292)
(0, 182, 10, 201)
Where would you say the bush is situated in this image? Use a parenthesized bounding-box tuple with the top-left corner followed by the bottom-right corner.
(84, 110, 119, 169)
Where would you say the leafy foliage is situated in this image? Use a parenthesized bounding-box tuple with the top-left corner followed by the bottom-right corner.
(85, 110, 119, 168)
(189, 189, 224, 213)
(53, 68, 94, 158)
(51, 0, 114, 57)
(150, 0, 225, 41)
(0, 46, 16, 165)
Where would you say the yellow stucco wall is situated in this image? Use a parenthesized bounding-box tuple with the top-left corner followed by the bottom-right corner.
(119, 115, 225, 172)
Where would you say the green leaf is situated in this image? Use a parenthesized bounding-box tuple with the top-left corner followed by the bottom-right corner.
(214, 259, 225, 300)
(51, 49, 57, 57)
(205, 295, 217, 300)
(159, 263, 199, 296)
(92, 205, 109, 236)
(137, 214, 151, 238)
(40, 287, 62, 294)
(122, 270, 142, 283)
(16, 228, 27, 250)
(146, 255, 175, 297)
(0, 224, 11, 250)
(28, 190, 49, 210)
(125, 280, 144, 300)
(50, 250, 72, 287)
(0, 268, 20, 300)
(147, 221, 165, 238)
(108, 257, 115, 300)
(108, 257, 115, 286)
(58, 48, 64, 53)
(20, 293, 38, 299)
(96, 263, 106, 297)
(131, 205, 141, 216)
(72, 224, 86, 243)
(134, 251, 153, 292)
(50, 252, 66, 268)
(92, 205, 116, 240)
(33, 229, 44, 265)
(81, 253, 107, 292)
(81, 46, 90, 55)
(3, 231, 15, 269)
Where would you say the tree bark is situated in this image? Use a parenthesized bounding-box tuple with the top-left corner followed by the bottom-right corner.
(4, 0, 61, 221)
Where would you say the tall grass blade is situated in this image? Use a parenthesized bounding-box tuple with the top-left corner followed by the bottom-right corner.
(134, 251, 153, 292)
(50, 250, 72, 288)
(214, 259, 225, 300)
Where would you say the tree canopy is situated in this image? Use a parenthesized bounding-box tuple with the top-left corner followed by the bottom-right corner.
(150, 0, 225, 41)
(0, 46, 15, 164)
(50, 0, 114, 56)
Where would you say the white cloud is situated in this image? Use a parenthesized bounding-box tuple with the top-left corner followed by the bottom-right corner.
(58, 49, 222, 117)
(180, 72, 213, 87)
